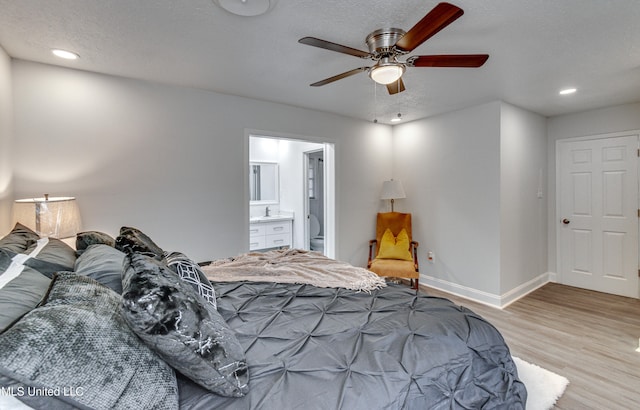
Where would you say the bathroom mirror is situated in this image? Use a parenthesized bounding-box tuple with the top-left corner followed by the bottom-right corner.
(249, 162, 279, 204)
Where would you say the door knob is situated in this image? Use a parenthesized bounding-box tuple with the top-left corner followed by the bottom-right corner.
(562, 218, 570, 225)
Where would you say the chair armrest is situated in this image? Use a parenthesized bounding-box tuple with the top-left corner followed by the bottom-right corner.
(410, 241, 419, 272)
(368, 239, 377, 268)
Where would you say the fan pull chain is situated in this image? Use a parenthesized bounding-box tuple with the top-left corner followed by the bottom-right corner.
(373, 82, 378, 123)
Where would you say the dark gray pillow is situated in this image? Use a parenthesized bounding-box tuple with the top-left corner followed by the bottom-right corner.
(0, 223, 40, 253)
(164, 251, 217, 309)
(115, 226, 164, 259)
(121, 253, 249, 397)
(24, 237, 76, 270)
(76, 231, 115, 254)
(0, 249, 51, 332)
(74, 244, 125, 293)
(0, 273, 178, 410)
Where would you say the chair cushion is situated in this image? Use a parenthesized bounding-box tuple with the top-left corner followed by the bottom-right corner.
(377, 228, 413, 261)
(369, 258, 419, 279)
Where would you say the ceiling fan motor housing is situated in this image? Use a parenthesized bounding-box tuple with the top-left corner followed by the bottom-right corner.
(365, 28, 408, 59)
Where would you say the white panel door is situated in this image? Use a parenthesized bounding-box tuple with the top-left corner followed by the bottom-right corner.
(558, 134, 639, 298)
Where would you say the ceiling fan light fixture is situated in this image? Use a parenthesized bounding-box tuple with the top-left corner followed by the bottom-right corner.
(370, 63, 405, 85)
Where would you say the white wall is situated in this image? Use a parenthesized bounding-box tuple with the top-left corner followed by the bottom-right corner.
(499, 102, 547, 295)
(0, 46, 12, 234)
(546, 102, 640, 274)
(11, 60, 393, 264)
(393, 101, 548, 305)
(394, 102, 502, 297)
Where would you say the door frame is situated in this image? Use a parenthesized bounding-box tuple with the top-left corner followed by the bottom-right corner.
(303, 149, 324, 253)
(555, 130, 640, 297)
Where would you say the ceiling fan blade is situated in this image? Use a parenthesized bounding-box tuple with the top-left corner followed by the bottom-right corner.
(310, 67, 369, 87)
(395, 2, 464, 52)
(386, 78, 406, 95)
(299, 37, 371, 58)
(409, 54, 489, 67)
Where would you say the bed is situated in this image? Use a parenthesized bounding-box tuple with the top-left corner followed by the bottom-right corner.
(0, 224, 527, 409)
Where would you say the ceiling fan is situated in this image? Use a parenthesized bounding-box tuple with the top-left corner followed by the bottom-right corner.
(298, 2, 489, 95)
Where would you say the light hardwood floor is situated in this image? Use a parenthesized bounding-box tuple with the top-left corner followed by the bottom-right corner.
(421, 282, 640, 409)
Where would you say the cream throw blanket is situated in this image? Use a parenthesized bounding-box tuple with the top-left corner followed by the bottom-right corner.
(202, 249, 386, 292)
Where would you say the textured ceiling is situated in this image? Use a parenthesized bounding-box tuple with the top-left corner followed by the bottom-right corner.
(1, 0, 639, 124)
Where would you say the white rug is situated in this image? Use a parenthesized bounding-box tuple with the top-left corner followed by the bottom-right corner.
(513, 356, 570, 410)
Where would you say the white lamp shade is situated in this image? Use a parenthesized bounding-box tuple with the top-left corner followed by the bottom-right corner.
(380, 180, 406, 200)
(13, 196, 81, 239)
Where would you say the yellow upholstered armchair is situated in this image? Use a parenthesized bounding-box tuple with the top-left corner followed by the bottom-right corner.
(367, 212, 420, 290)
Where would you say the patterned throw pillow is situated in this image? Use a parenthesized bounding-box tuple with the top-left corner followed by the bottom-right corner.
(164, 251, 217, 309)
(121, 253, 248, 397)
(0, 273, 178, 409)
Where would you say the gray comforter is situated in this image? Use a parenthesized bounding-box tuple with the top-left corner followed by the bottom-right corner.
(178, 282, 527, 409)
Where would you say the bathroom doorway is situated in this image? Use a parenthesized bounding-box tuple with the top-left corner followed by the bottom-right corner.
(248, 133, 335, 258)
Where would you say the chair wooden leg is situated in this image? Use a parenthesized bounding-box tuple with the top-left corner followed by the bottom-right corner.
(413, 278, 419, 291)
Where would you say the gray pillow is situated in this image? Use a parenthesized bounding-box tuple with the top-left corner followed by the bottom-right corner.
(0, 249, 51, 332)
(76, 231, 115, 254)
(164, 251, 217, 309)
(121, 253, 249, 397)
(74, 244, 125, 293)
(0, 273, 178, 410)
(0, 223, 40, 253)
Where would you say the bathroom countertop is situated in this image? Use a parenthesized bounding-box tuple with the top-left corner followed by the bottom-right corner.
(250, 214, 294, 223)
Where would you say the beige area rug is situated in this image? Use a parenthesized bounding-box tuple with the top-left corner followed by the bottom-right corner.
(513, 356, 569, 410)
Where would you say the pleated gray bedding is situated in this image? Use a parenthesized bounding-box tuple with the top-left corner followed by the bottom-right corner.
(178, 282, 527, 409)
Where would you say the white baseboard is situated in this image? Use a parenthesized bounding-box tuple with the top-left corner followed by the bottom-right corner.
(422, 272, 553, 309)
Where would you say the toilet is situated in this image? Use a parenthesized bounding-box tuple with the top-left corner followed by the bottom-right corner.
(309, 214, 324, 253)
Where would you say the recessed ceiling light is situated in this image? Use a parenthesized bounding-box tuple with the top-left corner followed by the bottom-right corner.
(390, 113, 402, 123)
(559, 88, 577, 95)
(52, 49, 80, 60)
(213, 0, 278, 16)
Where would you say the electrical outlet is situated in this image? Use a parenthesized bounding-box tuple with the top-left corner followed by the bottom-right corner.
(427, 251, 435, 263)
